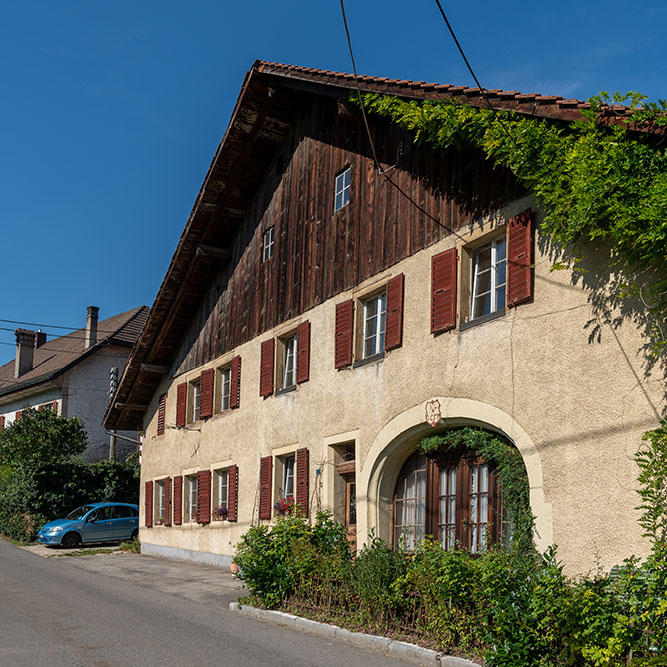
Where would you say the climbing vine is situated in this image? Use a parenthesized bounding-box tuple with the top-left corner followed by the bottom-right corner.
(358, 91, 667, 356)
(419, 428, 533, 553)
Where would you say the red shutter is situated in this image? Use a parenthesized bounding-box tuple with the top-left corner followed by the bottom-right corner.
(259, 456, 273, 520)
(335, 300, 354, 368)
(173, 476, 183, 525)
(52, 401, 58, 414)
(199, 369, 214, 419)
(230, 356, 241, 409)
(176, 382, 187, 428)
(259, 339, 274, 397)
(295, 447, 309, 516)
(0, 415, 4, 430)
(506, 209, 533, 307)
(385, 273, 405, 351)
(157, 393, 166, 436)
(197, 470, 211, 524)
(431, 248, 458, 333)
(296, 320, 311, 384)
(164, 477, 172, 526)
(15, 410, 22, 421)
(145, 480, 153, 528)
(228, 465, 238, 522)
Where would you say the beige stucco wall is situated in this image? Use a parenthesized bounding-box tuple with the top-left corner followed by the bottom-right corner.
(139, 195, 664, 575)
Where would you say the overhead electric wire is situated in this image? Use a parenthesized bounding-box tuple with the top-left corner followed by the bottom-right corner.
(0, 317, 133, 335)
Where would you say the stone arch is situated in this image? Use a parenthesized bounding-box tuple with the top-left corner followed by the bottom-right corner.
(358, 397, 553, 552)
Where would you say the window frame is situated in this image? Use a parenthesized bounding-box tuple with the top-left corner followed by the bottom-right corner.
(189, 379, 201, 423)
(184, 474, 198, 523)
(213, 467, 230, 519)
(392, 449, 502, 553)
(262, 226, 275, 262)
(282, 454, 295, 500)
(360, 290, 387, 362)
(276, 332, 297, 394)
(469, 234, 507, 322)
(154, 479, 166, 525)
(218, 365, 232, 412)
(334, 166, 351, 213)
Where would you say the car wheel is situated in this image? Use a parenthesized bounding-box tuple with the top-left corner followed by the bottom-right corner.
(61, 532, 81, 549)
(130, 529, 138, 540)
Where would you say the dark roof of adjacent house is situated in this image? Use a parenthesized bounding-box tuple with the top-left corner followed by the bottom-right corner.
(0, 306, 150, 399)
(104, 60, 661, 430)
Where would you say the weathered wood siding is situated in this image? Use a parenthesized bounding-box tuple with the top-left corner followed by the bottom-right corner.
(173, 97, 522, 375)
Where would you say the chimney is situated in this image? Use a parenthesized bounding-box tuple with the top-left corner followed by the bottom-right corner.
(35, 330, 47, 348)
(85, 306, 99, 349)
(15, 329, 37, 378)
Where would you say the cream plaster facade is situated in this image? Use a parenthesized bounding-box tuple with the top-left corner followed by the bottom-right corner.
(139, 195, 665, 575)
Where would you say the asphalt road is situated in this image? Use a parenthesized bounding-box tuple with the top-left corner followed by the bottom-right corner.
(0, 538, 415, 667)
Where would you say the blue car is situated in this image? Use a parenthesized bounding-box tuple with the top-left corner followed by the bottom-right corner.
(37, 502, 139, 548)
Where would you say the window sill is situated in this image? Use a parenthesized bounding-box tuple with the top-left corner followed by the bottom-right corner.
(275, 384, 297, 397)
(353, 352, 385, 368)
(460, 309, 506, 331)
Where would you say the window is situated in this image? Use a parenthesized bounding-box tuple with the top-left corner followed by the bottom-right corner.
(393, 449, 503, 553)
(282, 455, 295, 500)
(470, 235, 506, 320)
(334, 166, 351, 212)
(190, 379, 201, 423)
(262, 227, 275, 262)
(278, 334, 297, 391)
(155, 480, 166, 524)
(213, 468, 229, 519)
(362, 291, 387, 359)
(219, 366, 231, 411)
(184, 475, 197, 523)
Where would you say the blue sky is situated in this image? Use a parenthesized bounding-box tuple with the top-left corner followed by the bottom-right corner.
(1, 1, 666, 365)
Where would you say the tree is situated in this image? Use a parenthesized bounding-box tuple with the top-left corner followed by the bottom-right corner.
(0, 407, 88, 466)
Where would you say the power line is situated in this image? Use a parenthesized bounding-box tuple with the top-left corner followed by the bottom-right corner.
(0, 317, 137, 336)
(431, 0, 527, 162)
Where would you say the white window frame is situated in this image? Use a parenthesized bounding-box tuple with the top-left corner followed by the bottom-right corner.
(276, 333, 297, 392)
(185, 474, 197, 523)
(219, 366, 232, 412)
(334, 166, 351, 212)
(155, 479, 165, 524)
(282, 454, 295, 500)
(190, 379, 201, 423)
(362, 291, 387, 359)
(262, 227, 275, 262)
(213, 468, 229, 516)
(470, 236, 507, 321)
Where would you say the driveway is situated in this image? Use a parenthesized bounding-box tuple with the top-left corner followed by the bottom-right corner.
(0, 538, 416, 666)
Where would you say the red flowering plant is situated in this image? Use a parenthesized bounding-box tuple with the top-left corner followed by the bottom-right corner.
(274, 496, 295, 516)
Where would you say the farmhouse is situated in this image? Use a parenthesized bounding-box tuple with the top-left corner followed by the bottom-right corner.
(104, 61, 664, 573)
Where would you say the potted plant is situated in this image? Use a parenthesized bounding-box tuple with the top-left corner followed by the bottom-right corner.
(213, 504, 228, 520)
(274, 496, 295, 516)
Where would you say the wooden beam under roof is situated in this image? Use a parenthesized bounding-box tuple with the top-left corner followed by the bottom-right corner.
(140, 363, 170, 374)
(196, 244, 231, 261)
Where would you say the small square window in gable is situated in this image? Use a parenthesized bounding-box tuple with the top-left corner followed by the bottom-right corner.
(262, 227, 275, 262)
(334, 166, 351, 213)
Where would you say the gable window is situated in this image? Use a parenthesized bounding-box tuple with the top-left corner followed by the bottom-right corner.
(334, 166, 351, 212)
(190, 379, 201, 423)
(470, 236, 506, 321)
(262, 227, 275, 262)
(362, 291, 387, 359)
(184, 474, 197, 523)
(393, 450, 502, 553)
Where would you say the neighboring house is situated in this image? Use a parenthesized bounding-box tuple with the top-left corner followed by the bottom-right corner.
(1, 305, 150, 461)
(104, 61, 665, 575)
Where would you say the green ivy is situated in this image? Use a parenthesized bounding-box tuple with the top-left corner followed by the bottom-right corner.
(419, 427, 533, 552)
(357, 91, 667, 355)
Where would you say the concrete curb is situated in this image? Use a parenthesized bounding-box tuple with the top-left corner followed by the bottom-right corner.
(229, 602, 481, 666)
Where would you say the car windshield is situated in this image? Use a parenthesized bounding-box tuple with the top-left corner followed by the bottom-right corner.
(65, 505, 95, 521)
